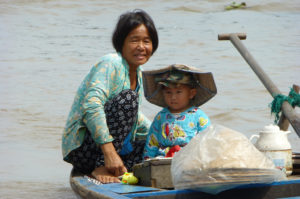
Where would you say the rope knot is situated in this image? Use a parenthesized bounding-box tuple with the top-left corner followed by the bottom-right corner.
(269, 87, 300, 123)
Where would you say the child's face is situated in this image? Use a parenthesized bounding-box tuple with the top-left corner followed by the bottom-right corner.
(162, 84, 197, 113)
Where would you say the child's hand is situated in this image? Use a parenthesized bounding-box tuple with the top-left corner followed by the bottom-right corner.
(165, 145, 181, 157)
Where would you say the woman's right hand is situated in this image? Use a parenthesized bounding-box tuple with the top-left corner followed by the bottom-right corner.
(101, 142, 128, 177)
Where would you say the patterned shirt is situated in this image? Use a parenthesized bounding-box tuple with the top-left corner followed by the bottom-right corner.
(62, 53, 151, 160)
(143, 106, 210, 159)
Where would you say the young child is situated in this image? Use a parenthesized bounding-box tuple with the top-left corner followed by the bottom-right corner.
(142, 64, 217, 159)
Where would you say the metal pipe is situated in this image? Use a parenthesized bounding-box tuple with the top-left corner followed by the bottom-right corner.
(218, 33, 300, 136)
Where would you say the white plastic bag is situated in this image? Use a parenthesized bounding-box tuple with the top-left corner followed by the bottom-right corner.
(171, 124, 286, 194)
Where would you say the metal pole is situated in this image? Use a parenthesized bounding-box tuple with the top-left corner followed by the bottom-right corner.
(218, 33, 300, 136)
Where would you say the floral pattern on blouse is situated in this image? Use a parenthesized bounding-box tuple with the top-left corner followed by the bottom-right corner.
(62, 53, 150, 160)
(143, 106, 210, 159)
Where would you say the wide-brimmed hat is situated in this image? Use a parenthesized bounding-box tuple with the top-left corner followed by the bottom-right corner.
(142, 64, 217, 107)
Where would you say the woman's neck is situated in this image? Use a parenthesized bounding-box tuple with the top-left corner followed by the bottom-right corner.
(129, 68, 137, 90)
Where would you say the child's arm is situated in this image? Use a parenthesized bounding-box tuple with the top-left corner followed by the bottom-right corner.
(142, 114, 161, 159)
(197, 109, 211, 132)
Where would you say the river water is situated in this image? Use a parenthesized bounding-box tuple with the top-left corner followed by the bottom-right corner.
(0, 0, 299, 198)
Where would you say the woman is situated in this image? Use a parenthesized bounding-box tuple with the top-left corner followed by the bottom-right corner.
(62, 9, 159, 184)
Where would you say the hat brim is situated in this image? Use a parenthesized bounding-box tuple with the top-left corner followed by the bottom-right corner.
(142, 64, 217, 107)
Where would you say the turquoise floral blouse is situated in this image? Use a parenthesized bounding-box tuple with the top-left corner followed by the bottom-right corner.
(62, 53, 151, 160)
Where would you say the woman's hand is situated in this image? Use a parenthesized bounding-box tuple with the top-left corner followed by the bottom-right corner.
(100, 142, 127, 177)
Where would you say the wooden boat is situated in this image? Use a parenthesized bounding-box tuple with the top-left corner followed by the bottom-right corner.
(70, 34, 300, 198)
(70, 170, 300, 199)
(70, 155, 300, 199)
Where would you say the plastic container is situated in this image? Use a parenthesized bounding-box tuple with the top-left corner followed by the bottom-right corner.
(250, 124, 293, 176)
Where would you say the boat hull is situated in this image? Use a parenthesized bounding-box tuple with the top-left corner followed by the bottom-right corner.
(70, 169, 300, 199)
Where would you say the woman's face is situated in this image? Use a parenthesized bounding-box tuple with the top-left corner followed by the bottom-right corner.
(122, 24, 153, 69)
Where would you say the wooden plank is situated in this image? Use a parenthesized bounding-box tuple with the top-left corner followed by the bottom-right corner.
(71, 177, 131, 199)
(133, 162, 152, 187)
(151, 164, 173, 188)
(218, 33, 246, 40)
(124, 178, 300, 199)
(133, 159, 174, 188)
(70, 168, 300, 199)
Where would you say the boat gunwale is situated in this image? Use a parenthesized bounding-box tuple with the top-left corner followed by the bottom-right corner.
(70, 168, 300, 199)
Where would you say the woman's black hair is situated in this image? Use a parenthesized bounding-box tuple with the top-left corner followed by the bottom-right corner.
(112, 9, 159, 55)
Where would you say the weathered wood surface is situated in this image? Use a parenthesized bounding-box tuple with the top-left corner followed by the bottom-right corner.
(70, 167, 300, 199)
(133, 158, 173, 188)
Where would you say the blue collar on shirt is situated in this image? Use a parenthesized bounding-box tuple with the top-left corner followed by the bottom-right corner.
(161, 106, 198, 114)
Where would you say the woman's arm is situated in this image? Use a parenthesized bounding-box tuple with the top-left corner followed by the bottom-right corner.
(100, 142, 127, 176)
(82, 57, 126, 175)
(83, 60, 121, 144)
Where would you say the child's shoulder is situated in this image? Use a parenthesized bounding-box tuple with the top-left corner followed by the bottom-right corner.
(156, 108, 168, 116)
(186, 106, 207, 115)
(186, 106, 201, 113)
(153, 108, 169, 120)
(158, 107, 169, 114)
